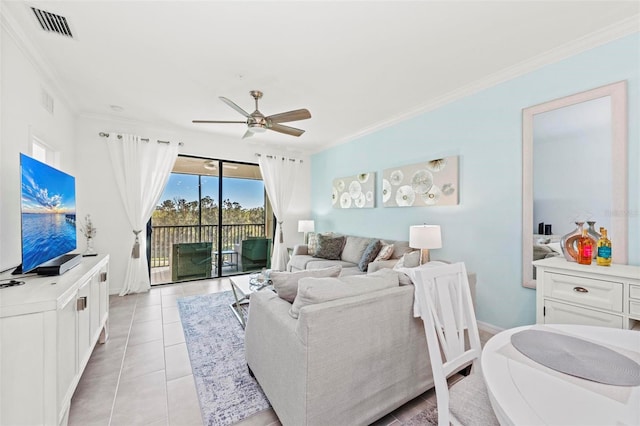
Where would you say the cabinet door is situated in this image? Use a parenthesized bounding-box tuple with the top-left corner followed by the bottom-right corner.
(57, 293, 78, 412)
(90, 272, 100, 341)
(77, 280, 92, 372)
(544, 299, 623, 328)
(99, 265, 109, 327)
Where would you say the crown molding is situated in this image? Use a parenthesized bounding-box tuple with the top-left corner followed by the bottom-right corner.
(319, 15, 640, 153)
(0, 4, 78, 115)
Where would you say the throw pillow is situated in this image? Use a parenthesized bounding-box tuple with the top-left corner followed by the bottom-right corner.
(358, 239, 382, 272)
(289, 272, 399, 319)
(270, 265, 342, 302)
(307, 232, 318, 255)
(313, 234, 345, 260)
(393, 250, 421, 269)
(374, 243, 395, 262)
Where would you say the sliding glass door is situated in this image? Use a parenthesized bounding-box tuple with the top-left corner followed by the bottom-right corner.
(149, 156, 272, 285)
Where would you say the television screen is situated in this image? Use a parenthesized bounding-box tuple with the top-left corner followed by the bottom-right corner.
(19, 153, 77, 273)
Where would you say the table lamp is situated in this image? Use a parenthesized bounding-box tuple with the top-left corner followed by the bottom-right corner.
(298, 220, 315, 244)
(409, 225, 442, 265)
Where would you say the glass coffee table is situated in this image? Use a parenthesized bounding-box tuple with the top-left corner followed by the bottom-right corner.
(229, 274, 271, 328)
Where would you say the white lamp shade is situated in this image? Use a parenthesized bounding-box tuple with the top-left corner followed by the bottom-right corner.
(298, 220, 315, 233)
(409, 225, 442, 249)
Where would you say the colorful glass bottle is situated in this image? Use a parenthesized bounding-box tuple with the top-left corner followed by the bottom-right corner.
(577, 228, 593, 265)
(586, 221, 600, 259)
(597, 227, 612, 266)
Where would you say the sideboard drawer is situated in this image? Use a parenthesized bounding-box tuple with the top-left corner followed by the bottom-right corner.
(630, 300, 640, 317)
(543, 272, 623, 312)
(630, 285, 640, 300)
(544, 300, 623, 328)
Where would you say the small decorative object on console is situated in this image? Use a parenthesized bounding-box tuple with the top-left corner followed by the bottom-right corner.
(560, 221, 584, 262)
(586, 221, 601, 259)
(80, 214, 97, 257)
(577, 228, 593, 265)
(597, 227, 612, 266)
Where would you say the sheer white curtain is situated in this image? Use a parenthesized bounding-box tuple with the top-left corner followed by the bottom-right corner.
(258, 154, 302, 271)
(107, 134, 179, 295)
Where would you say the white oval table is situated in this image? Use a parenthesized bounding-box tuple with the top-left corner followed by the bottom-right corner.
(481, 324, 640, 426)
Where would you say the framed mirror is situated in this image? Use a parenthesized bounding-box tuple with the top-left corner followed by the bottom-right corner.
(522, 81, 628, 288)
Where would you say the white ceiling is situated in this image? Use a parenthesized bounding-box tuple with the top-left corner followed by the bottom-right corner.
(3, 1, 638, 153)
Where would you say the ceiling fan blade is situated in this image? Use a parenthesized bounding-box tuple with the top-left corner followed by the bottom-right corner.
(242, 129, 254, 139)
(269, 123, 305, 137)
(220, 96, 251, 118)
(192, 120, 246, 124)
(267, 109, 311, 124)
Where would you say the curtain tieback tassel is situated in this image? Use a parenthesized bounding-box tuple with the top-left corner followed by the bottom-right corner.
(132, 230, 142, 258)
(278, 221, 284, 243)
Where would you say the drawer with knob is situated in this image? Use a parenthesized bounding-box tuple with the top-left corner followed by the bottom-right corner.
(543, 272, 623, 312)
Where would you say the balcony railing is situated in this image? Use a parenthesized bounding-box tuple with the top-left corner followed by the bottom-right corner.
(150, 223, 266, 268)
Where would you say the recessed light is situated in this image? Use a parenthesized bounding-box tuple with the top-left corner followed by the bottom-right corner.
(110, 105, 124, 112)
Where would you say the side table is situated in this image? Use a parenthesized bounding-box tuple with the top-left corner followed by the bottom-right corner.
(229, 274, 271, 328)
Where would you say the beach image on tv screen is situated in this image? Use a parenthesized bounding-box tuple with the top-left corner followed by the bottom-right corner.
(20, 154, 76, 273)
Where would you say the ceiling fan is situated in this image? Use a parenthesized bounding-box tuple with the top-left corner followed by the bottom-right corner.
(193, 90, 311, 138)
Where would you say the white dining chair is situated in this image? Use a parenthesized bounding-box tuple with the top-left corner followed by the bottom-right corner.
(414, 262, 499, 426)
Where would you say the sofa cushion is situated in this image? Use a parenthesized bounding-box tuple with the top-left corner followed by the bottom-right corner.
(394, 260, 449, 285)
(271, 265, 342, 302)
(341, 268, 400, 286)
(341, 236, 373, 264)
(367, 258, 400, 273)
(288, 254, 317, 271)
(374, 243, 395, 262)
(358, 239, 382, 272)
(314, 234, 345, 260)
(289, 271, 399, 318)
(305, 259, 359, 271)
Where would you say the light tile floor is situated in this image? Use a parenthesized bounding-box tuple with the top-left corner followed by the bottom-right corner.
(69, 278, 494, 426)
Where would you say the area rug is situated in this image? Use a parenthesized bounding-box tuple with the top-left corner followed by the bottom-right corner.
(177, 291, 271, 426)
(403, 405, 438, 425)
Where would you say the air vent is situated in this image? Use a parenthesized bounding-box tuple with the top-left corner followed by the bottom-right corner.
(41, 88, 54, 115)
(31, 7, 73, 38)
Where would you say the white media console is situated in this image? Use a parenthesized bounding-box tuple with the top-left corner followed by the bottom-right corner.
(0, 254, 110, 426)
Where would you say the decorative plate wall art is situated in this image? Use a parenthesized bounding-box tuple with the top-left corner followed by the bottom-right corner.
(332, 172, 375, 209)
(382, 156, 459, 207)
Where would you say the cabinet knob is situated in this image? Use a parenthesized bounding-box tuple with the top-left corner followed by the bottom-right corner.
(76, 296, 87, 311)
(573, 286, 589, 293)
(100, 272, 108, 282)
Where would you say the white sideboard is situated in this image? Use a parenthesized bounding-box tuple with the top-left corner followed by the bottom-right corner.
(534, 257, 640, 330)
(0, 254, 109, 426)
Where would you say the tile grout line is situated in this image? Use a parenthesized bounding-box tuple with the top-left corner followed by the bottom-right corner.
(106, 296, 137, 426)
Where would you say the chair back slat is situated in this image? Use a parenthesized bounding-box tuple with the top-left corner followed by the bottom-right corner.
(414, 262, 483, 426)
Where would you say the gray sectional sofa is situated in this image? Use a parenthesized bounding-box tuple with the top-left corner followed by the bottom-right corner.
(287, 233, 414, 276)
(245, 272, 434, 425)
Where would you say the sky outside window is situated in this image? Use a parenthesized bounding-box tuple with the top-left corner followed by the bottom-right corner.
(159, 173, 264, 209)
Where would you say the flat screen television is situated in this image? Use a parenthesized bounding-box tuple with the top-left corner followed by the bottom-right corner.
(16, 153, 78, 274)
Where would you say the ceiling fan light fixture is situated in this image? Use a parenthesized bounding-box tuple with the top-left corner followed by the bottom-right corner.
(248, 124, 267, 133)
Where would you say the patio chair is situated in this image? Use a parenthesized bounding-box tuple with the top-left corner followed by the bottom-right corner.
(414, 262, 498, 426)
(240, 237, 272, 272)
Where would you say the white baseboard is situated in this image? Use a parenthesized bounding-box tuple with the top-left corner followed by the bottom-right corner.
(477, 320, 505, 336)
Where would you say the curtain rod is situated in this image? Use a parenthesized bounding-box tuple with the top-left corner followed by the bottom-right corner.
(255, 153, 303, 163)
(98, 132, 183, 146)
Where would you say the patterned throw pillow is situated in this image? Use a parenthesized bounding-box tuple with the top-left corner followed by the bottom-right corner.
(374, 243, 395, 262)
(307, 232, 318, 255)
(313, 234, 345, 260)
(358, 239, 382, 272)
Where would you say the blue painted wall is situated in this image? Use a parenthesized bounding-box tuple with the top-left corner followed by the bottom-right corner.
(310, 33, 639, 329)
